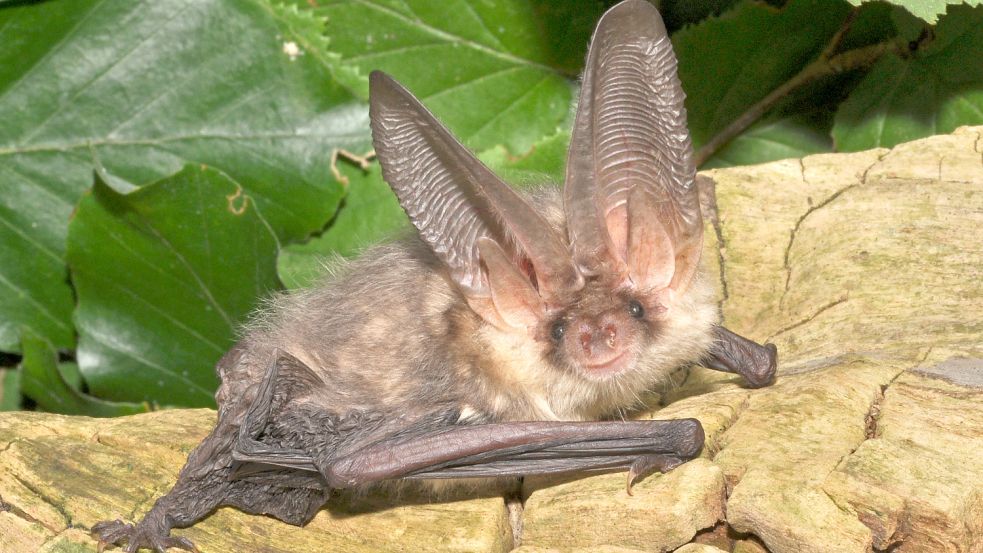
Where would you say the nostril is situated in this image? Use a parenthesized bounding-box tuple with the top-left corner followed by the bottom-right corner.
(604, 324, 617, 348)
(579, 332, 590, 352)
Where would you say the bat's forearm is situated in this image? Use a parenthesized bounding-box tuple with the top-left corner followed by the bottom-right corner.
(322, 418, 704, 488)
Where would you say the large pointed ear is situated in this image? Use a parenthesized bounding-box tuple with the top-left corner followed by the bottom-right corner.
(369, 71, 583, 332)
(564, 0, 703, 299)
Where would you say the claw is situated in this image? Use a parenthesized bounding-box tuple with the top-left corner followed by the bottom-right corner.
(626, 454, 685, 495)
(92, 516, 200, 553)
(166, 536, 201, 553)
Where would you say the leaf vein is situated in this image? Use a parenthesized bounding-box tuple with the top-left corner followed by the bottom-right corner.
(0, 160, 74, 210)
(458, 0, 507, 52)
(141, 222, 236, 330)
(346, 0, 554, 73)
(421, 65, 525, 102)
(84, 329, 213, 399)
(0, 270, 70, 331)
(79, 269, 226, 354)
(0, 0, 108, 109)
(465, 74, 552, 143)
(0, 210, 63, 263)
(0, 130, 371, 157)
(18, 0, 193, 145)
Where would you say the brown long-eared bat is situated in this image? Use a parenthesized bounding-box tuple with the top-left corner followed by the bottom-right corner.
(93, 1, 776, 551)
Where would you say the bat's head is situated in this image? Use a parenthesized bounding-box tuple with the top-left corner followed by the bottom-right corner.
(369, 0, 716, 410)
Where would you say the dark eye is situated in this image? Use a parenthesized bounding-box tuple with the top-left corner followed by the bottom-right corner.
(627, 299, 645, 319)
(550, 320, 566, 342)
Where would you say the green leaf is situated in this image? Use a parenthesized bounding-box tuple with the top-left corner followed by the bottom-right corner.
(889, 3, 930, 43)
(313, 0, 605, 152)
(674, 0, 852, 163)
(479, 130, 571, 185)
(0, 367, 20, 411)
(845, 0, 982, 23)
(657, 0, 742, 33)
(703, 112, 833, 168)
(18, 329, 145, 416)
(0, 0, 360, 351)
(67, 166, 281, 407)
(833, 4, 983, 151)
(838, 2, 904, 51)
(278, 163, 408, 289)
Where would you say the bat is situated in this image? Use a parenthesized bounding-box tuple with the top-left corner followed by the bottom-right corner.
(93, 1, 777, 551)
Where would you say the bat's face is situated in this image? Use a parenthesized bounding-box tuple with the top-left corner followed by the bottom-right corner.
(371, 0, 714, 412)
(542, 278, 658, 381)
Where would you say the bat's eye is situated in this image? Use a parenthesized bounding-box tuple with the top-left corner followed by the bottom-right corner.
(627, 299, 645, 319)
(550, 321, 566, 342)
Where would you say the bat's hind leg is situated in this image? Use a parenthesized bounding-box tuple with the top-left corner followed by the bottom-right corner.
(94, 348, 330, 552)
(92, 427, 330, 552)
(92, 424, 237, 553)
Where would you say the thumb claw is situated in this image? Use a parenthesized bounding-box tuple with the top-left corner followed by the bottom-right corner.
(626, 463, 644, 496)
(626, 454, 686, 495)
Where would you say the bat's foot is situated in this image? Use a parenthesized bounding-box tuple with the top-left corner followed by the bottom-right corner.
(705, 326, 778, 388)
(92, 518, 199, 553)
(625, 454, 685, 495)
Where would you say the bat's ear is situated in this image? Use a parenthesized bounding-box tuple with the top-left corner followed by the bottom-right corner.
(564, 0, 703, 301)
(369, 71, 583, 332)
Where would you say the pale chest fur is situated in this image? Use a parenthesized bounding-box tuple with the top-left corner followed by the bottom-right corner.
(468, 326, 608, 422)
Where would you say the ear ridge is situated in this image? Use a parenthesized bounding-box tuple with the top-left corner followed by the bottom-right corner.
(627, 188, 674, 293)
(477, 238, 544, 331)
(369, 71, 581, 328)
(564, 0, 703, 294)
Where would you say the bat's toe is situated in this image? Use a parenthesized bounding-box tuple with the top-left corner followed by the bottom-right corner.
(91, 517, 199, 553)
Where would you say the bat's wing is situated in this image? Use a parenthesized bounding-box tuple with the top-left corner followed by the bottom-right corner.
(230, 350, 703, 489)
(232, 349, 325, 474)
(321, 417, 703, 490)
(565, 0, 702, 297)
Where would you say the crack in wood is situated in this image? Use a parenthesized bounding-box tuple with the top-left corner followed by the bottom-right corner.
(820, 360, 927, 550)
(0, 495, 50, 532)
(779, 185, 856, 310)
(849, 365, 908, 454)
(766, 296, 848, 343)
(707, 395, 752, 462)
(39, 529, 73, 550)
(864, 387, 884, 440)
(8, 472, 71, 532)
(0, 438, 18, 456)
(697, 175, 729, 316)
(860, 150, 891, 185)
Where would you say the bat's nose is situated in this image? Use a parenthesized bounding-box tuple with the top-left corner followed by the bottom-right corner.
(579, 322, 619, 356)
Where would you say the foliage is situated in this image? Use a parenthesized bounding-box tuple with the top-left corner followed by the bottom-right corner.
(0, 0, 979, 413)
